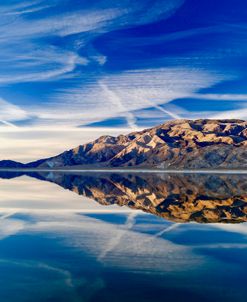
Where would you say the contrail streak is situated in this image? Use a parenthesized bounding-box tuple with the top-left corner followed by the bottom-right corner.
(1, 120, 18, 128)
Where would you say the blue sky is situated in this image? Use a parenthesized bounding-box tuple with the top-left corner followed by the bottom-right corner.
(0, 0, 247, 161)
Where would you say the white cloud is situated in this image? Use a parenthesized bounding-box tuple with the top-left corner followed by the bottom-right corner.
(0, 6, 122, 86)
(0, 44, 88, 84)
(191, 93, 247, 101)
(0, 0, 186, 87)
(212, 108, 247, 120)
(0, 98, 28, 126)
(0, 127, 132, 162)
(38, 67, 224, 126)
(0, 0, 244, 162)
(0, 8, 123, 41)
(0, 0, 47, 14)
(4, 2, 55, 16)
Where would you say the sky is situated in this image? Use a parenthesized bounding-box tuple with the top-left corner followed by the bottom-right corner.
(0, 0, 247, 162)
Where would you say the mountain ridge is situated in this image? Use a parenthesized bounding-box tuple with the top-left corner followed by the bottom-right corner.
(1, 119, 246, 169)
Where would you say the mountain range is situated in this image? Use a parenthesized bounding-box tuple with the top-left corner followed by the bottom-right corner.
(1, 119, 246, 169)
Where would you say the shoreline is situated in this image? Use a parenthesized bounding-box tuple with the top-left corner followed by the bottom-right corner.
(0, 168, 247, 174)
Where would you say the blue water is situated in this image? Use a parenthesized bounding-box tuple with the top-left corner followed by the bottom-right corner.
(0, 172, 246, 301)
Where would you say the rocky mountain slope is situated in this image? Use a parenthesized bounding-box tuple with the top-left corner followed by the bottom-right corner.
(1, 119, 246, 169)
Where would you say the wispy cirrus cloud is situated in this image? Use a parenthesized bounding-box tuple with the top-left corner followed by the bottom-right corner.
(0, 0, 185, 91)
(0, 98, 28, 127)
(0, 7, 116, 85)
(34, 67, 225, 128)
(0, 0, 51, 14)
(0, 0, 246, 161)
(212, 107, 247, 120)
(0, 45, 88, 84)
(0, 0, 185, 86)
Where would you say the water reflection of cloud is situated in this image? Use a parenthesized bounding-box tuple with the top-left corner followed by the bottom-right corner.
(0, 175, 130, 212)
(0, 211, 203, 274)
(1, 174, 247, 277)
(0, 210, 247, 301)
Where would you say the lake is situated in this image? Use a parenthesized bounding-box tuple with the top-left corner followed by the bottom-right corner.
(0, 171, 247, 302)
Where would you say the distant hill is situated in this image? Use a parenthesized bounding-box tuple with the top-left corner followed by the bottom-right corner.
(0, 160, 25, 168)
(1, 119, 246, 169)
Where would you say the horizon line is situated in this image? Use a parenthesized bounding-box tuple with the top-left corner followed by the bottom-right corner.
(0, 168, 246, 174)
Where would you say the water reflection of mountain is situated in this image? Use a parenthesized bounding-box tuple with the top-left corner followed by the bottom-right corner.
(1, 171, 247, 224)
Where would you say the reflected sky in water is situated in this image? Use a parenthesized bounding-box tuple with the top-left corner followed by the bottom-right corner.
(0, 172, 247, 301)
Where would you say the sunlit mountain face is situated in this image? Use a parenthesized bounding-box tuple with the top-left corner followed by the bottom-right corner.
(0, 0, 247, 162)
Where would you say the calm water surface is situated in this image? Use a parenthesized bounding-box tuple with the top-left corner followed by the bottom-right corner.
(0, 171, 247, 302)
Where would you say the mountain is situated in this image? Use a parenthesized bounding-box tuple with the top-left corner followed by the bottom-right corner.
(0, 160, 25, 168)
(30, 119, 247, 169)
(1, 119, 247, 169)
(3, 171, 246, 224)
